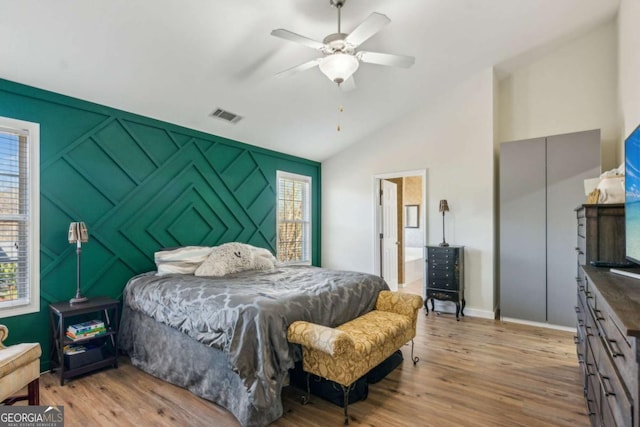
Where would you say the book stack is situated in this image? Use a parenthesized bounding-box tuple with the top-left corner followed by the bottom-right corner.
(66, 319, 106, 340)
(63, 342, 98, 355)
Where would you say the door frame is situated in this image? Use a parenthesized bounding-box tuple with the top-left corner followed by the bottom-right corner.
(372, 169, 428, 283)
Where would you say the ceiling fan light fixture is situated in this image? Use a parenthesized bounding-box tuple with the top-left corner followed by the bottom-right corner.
(319, 53, 359, 84)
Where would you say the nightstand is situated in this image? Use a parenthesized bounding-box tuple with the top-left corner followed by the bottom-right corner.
(49, 297, 119, 385)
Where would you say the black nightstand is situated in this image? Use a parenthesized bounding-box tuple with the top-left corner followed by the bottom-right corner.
(49, 296, 119, 385)
(425, 245, 465, 320)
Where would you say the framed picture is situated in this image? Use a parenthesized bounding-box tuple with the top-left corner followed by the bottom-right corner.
(405, 205, 419, 228)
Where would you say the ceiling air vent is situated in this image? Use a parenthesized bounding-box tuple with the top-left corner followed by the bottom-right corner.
(210, 108, 243, 124)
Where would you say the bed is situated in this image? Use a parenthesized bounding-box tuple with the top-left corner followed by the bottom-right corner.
(119, 265, 389, 427)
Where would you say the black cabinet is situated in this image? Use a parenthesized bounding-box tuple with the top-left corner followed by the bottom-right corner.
(424, 245, 465, 320)
(49, 297, 119, 385)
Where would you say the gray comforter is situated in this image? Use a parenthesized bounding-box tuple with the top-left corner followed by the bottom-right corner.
(122, 265, 389, 414)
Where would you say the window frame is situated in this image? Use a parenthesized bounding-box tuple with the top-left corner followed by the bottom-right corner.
(0, 116, 40, 319)
(276, 171, 312, 265)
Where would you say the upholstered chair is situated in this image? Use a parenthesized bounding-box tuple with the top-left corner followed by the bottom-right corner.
(0, 324, 42, 405)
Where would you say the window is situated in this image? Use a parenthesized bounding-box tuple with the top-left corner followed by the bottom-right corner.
(0, 117, 39, 318)
(276, 171, 311, 264)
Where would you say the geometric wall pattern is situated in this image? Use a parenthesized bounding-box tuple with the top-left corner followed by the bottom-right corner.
(0, 78, 321, 368)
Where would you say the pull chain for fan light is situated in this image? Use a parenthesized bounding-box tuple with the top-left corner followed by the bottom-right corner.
(337, 104, 344, 132)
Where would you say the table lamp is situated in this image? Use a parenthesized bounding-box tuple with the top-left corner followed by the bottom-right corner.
(439, 200, 450, 247)
(68, 222, 89, 304)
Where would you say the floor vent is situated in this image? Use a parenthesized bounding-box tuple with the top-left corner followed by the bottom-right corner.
(210, 108, 243, 124)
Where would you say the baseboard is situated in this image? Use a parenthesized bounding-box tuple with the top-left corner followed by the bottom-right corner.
(463, 307, 495, 319)
(501, 316, 576, 332)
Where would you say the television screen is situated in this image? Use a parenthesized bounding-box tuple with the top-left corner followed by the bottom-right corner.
(626, 125, 640, 264)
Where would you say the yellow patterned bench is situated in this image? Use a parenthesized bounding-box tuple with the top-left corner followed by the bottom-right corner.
(287, 291, 423, 424)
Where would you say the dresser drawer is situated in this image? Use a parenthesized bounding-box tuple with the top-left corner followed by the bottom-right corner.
(428, 269, 456, 279)
(427, 270, 458, 286)
(584, 300, 599, 363)
(427, 257, 458, 267)
(427, 251, 459, 264)
(584, 342, 599, 420)
(577, 214, 586, 238)
(427, 264, 457, 274)
(428, 256, 458, 267)
(584, 275, 597, 311)
(577, 252, 586, 268)
(592, 302, 636, 384)
(576, 322, 587, 382)
(427, 247, 457, 256)
(577, 284, 588, 319)
(595, 339, 633, 427)
(427, 281, 459, 292)
(426, 289, 459, 302)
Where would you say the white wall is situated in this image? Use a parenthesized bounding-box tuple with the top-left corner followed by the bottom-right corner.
(322, 69, 496, 316)
(618, 0, 640, 156)
(497, 21, 620, 170)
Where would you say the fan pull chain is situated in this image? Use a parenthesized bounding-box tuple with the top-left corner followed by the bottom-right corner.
(337, 104, 344, 132)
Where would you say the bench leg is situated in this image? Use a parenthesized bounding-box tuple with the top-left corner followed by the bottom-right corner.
(301, 372, 311, 405)
(411, 340, 419, 365)
(28, 378, 39, 405)
(341, 384, 350, 425)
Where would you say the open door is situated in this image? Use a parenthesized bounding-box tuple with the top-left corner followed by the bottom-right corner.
(381, 179, 398, 290)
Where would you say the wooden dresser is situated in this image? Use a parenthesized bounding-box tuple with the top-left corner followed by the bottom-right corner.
(578, 266, 640, 426)
(575, 204, 640, 426)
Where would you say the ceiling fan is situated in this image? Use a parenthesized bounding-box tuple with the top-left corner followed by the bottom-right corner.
(271, 0, 415, 90)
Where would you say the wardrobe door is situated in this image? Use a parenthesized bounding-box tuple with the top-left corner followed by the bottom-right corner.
(546, 130, 600, 326)
(500, 138, 547, 322)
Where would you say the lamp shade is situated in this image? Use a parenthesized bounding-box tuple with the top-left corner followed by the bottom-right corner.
(319, 53, 359, 84)
(439, 200, 449, 213)
(68, 222, 89, 244)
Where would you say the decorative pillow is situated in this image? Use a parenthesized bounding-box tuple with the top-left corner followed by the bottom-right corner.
(155, 246, 213, 276)
(194, 243, 277, 277)
(249, 246, 278, 267)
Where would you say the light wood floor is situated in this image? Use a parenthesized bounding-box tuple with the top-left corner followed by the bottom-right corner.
(29, 279, 588, 427)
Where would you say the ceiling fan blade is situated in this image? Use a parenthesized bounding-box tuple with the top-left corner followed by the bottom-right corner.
(344, 12, 390, 47)
(275, 59, 320, 79)
(271, 29, 325, 50)
(357, 51, 415, 68)
(340, 76, 357, 92)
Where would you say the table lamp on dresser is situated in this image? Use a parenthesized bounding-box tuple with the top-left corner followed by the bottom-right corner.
(439, 199, 450, 247)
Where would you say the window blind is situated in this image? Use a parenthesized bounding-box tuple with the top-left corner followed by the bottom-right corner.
(0, 128, 30, 307)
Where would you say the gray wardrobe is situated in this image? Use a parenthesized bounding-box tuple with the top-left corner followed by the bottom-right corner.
(499, 129, 600, 327)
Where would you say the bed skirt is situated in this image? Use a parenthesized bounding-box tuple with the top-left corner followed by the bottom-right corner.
(119, 305, 284, 427)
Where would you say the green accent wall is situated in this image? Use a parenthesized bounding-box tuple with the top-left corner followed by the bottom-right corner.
(0, 78, 321, 370)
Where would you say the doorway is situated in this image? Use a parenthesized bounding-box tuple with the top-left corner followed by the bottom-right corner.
(373, 170, 428, 293)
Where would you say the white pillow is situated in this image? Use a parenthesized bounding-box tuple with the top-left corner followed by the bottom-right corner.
(194, 243, 276, 277)
(250, 246, 278, 265)
(155, 246, 213, 276)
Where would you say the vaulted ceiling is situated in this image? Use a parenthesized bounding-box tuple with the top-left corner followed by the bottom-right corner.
(0, 0, 620, 161)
